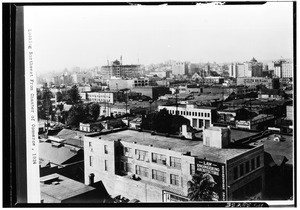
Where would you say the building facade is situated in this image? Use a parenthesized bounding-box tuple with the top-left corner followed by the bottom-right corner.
(172, 62, 188, 75)
(86, 91, 124, 104)
(158, 104, 217, 129)
(274, 60, 293, 78)
(236, 77, 272, 88)
(84, 128, 265, 202)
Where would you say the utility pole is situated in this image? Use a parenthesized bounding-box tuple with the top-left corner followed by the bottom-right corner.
(175, 87, 179, 115)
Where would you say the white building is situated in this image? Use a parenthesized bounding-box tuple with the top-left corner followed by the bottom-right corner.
(273, 60, 293, 78)
(229, 63, 237, 78)
(172, 62, 188, 75)
(282, 62, 293, 78)
(109, 78, 149, 90)
(158, 104, 216, 130)
(236, 64, 246, 78)
(87, 92, 114, 104)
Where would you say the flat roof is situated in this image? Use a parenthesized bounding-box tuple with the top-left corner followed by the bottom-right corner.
(93, 129, 259, 163)
(248, 134, 293, 165)
(160, 104, 216, 110)
(40, 173, 94, 201)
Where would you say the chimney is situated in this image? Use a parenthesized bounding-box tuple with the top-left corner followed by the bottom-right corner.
(89, 173, 95, 186)
(203, 126, 231, 148)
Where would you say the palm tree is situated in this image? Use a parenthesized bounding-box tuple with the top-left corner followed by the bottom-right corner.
(187, 173, 219, 201)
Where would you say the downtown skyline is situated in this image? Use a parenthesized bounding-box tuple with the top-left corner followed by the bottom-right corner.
(25, 2, 293, 73)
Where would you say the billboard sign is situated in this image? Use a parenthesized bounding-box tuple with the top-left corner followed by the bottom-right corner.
(195, 158, 227, 201)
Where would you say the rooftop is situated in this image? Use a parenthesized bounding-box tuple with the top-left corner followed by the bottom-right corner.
(248, 134, 293, 165)
(40, 173, 95, 201)
(39, 142, 81, 165)
(90, 129, 259, 163)
(160, 104, 216, 110)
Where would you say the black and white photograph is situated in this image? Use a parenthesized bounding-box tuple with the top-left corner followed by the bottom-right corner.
(5, 1, 296, 207)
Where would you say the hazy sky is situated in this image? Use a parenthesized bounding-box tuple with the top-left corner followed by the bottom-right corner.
(24, 2, 293, 73)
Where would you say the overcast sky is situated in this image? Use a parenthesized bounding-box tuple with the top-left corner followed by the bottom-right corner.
(24, 2, 293, 73)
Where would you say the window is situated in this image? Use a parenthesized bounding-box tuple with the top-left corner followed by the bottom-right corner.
(136, 165, 149, 177)
(152, 169, 166, 182)
(135, 149, 149, 161)
(256, 156, 260, 168)
(207, 113, 210, 118)
(89, 156, 93, 167)
(104, 160, 108, 171)
(121, 161, 133, 173)
(251, 158, 255, 170)
(170, 156, 181, 169)
(201, 112, 203, 117)
(89, 142, 92, 147)
(245, 161, 250, 173)
(234, 166, 238, 180)
(240, 164, 244, 176)
(204, 113, 207, 117)
(170, 174, 180, 186)
(104, 145, 108, 154)
(190, 164, 195, 175)
(152, 153, 167, 165)
(123, 147, 132, 157)
(199, 119, 204, 128)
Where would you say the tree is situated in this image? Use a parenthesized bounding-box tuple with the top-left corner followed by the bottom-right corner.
(187, 173, 219, 201)
(38, 86, 53, 120)
(88, 103, 100, 121)
(141, 109, 190, 134)
(66, 104, 86, 127)
(56, 91, 63, 102)
(67, 85, 81, 104)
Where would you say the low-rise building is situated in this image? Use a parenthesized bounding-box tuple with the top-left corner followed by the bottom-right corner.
(84, 128, 265, 202)
(158, 104, 217, 130)
(108, 78, 149, 90)
(237, 77, 272, 88)
(235, 114, 276, 130)
(133, 86, 171, 100)
(40, 173, 110, 203)
(86, 91, 124, 104)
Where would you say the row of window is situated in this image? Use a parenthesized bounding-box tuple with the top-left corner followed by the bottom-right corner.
(121, 163, 180, 186)
(167, 109, 210, 118)
(123, 148, 181, 169)
(233, 156, 261, 180)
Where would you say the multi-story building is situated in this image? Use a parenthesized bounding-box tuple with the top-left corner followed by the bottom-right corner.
(86, 91, 124, 104)
(158, 104, 217, 129)
(274, 60, 293, 78)
(101, 60, 141, 79)
(229, 63, 237, 78)
(108, 78, 149, 90)
(243, 58, 263, 77)
(72, 72, 91, 84)
(236, 64, 246, 78)
(236, 77, 272, 88)
(172, 62, 188, 75)
(235, 58, 263, 78)
(133, 86, 171, 100)
(84, 128, 265, 202)
(282, 62, 293, 78)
